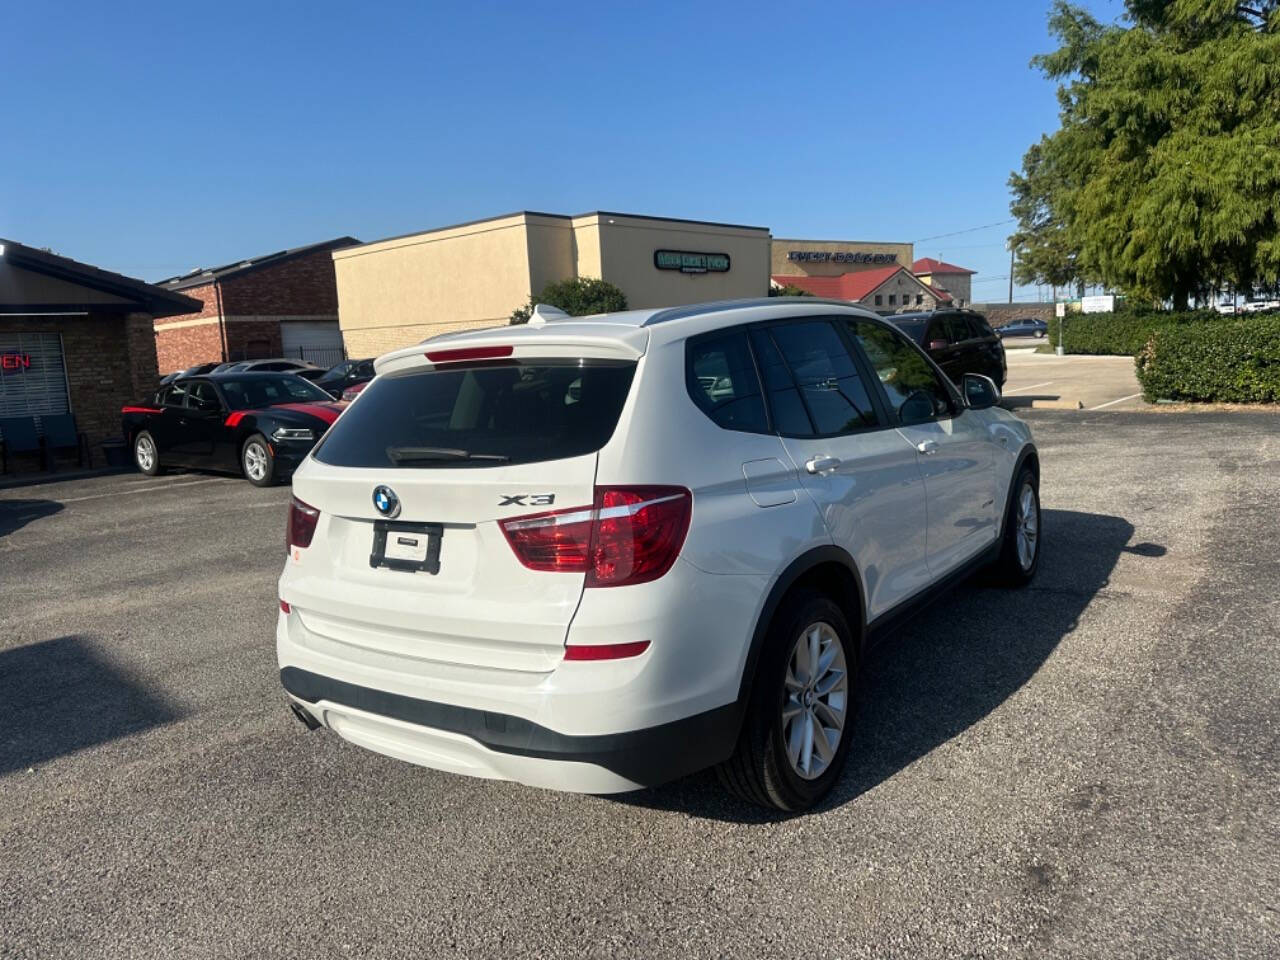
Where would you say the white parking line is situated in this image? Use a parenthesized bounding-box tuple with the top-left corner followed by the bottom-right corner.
(55, 477, 233, 504)
(1002, 381, 1054, 394)
(1089, 392, 1143, 411)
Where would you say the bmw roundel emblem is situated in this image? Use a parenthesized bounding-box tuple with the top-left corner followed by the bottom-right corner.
(373, 485, 401, 519)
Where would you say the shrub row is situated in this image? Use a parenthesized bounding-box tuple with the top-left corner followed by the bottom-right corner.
(1135, 316, 1280, 403)
(1047, 307, 1222, 355)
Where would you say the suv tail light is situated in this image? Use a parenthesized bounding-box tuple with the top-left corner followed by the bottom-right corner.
(499, 485, 692, 588)
(287, 496, 320, 552)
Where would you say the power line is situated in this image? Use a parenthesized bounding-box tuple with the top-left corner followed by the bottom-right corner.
(913, 219, 1015, 244)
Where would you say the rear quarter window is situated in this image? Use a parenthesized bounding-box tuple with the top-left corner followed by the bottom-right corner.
(685, 330, 768, 433)
(313, 360, 636, 468)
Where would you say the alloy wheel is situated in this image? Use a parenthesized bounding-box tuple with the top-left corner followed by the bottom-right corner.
(1016, 483, 1039, 570)
(244, 442, 268, 481)
(782, 621, 848, 780)
(135, 436, 155, 471)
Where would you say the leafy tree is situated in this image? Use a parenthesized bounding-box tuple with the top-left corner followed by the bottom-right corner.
(768, 283, 815, 297)
(1010, 1, 1280, 308)
(509, 277, 628, 325)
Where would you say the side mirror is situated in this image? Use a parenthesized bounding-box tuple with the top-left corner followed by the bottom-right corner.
(928, 339, 948, 351)
(962, 373, 1001, 410)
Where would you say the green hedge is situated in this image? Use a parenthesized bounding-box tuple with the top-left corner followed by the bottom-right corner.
(1136, 316, 1280, 403)
(1047, 307, 1222, 355)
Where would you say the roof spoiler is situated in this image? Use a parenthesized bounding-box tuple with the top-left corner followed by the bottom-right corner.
(526, 303, 571, 327)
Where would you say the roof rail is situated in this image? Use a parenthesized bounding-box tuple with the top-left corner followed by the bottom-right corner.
(641, 296, 872, 327)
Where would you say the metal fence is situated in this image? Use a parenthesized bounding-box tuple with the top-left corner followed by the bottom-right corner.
(227, 345, 347, 368)
(288, 346, 347, 369)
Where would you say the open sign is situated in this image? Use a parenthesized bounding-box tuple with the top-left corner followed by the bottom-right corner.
(1, 352, 31, 371)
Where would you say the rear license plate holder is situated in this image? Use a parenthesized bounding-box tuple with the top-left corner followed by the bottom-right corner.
(370, 521, 443, 574)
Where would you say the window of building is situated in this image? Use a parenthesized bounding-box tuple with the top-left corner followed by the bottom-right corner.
(874, 294, 883, 306)
(0, 332, 69, 420)
(916, 294, 924, 306)
(888, 294, 896, 306)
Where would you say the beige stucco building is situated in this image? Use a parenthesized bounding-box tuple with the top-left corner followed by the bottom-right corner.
(334, 211, 771, 356)
(771, 237, 915, 281)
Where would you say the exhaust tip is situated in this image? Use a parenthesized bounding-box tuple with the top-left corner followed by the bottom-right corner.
(289, 700, 321, 731)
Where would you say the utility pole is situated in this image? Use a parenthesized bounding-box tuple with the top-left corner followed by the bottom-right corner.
(1008, 247, 1014, 304)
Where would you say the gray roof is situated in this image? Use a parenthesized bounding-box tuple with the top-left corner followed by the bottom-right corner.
(155, 236, 360, 290)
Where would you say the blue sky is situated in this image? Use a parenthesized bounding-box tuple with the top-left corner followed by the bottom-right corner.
(7, 0, 1123, 299)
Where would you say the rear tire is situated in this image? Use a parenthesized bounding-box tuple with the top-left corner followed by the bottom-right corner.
(134, 431, 162, 476)
(241, 434, 277, 487)
(717, 590, 857, 812)
(991, 465, 1040, 587)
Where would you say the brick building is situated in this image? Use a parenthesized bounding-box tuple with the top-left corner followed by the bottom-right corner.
(153, 237, 358, 374)
(912, 258, 976, 308)
(0, 239, 200, 465)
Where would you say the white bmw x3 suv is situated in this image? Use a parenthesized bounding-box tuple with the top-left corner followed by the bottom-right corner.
(277, 298, 1039, 811)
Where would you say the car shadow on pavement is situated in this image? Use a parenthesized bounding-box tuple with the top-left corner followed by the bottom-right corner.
(618, 509, 1145, 823)
(0, 499, 63, 538)
(0, 636, 181, 775)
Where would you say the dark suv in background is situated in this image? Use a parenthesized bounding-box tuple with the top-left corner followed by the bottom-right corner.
(889, 310, 1006, 389)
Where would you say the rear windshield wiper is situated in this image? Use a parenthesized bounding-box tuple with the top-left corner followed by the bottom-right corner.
(387, 446, 510, 464)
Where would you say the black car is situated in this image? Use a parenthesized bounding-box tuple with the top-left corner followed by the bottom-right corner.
(158, 361, 221, 386)
(122, 372, 345, 486)
(889, 310, 1006, 389)
(209, 358, 327, 381)
(313, 358, 375, 398)
(997, 317, 1049, 339)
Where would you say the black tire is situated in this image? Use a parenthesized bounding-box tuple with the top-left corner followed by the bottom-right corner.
(133, 431, 162, 476)
(241, 433, 277, 487)
(717, 589, 858, 812)
(991, 465, 1040, 587)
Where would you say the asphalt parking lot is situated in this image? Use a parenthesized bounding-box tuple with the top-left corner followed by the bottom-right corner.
(2, 411, 1277, 959)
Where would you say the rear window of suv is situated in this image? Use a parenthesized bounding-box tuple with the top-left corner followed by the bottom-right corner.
(312, 360, 636, 468)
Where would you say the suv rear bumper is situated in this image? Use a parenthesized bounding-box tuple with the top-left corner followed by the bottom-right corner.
(281, 666, 741, 791)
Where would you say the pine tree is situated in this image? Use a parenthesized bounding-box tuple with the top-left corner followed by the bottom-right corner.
(1010, 1, 1280, 307)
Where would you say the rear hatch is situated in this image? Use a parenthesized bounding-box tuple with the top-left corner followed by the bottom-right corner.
(285, 339, 642, 676)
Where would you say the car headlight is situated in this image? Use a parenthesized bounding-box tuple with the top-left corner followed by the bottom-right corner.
(272, 427, 315, 442)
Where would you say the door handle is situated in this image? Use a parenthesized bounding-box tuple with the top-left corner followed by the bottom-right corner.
(916, 440, 938, 455)
(805, 455, 841, 475)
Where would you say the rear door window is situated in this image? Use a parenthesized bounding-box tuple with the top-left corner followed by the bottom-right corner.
(943, 316, 971, 344)
(186, 381, 221, 411)
(967, 315, 994, 338)
(763, 321, 878, 436)
(313, 360, 636, 468)
(749, 330, 814, 436)
(686, 330, 768, 434)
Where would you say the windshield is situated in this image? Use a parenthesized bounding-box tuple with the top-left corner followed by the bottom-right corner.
(219, 376, 334, 410)
(313, 359, 636, 468)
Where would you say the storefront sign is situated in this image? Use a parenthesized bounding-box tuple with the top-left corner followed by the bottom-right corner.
(654, 250, 731, 274)
(787, 251, 897, 265)
(1, 352, 32, 372)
